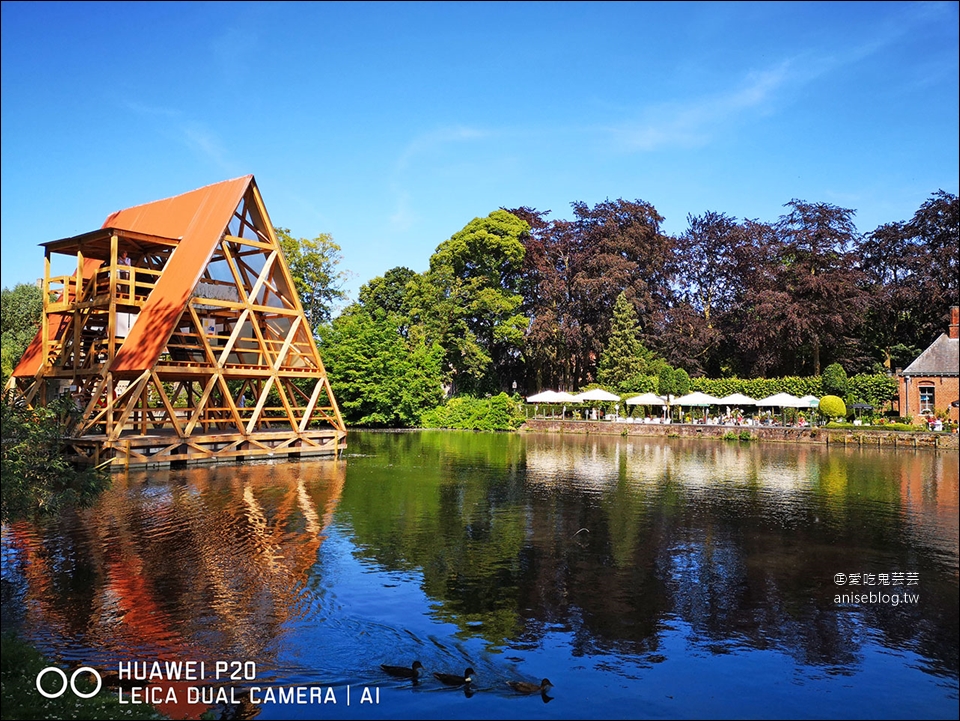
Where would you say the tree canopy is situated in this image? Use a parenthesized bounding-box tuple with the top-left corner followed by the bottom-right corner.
(1, 283, 42, 382)
(275, 227, 350, 332)
(271, 190, 956, 427)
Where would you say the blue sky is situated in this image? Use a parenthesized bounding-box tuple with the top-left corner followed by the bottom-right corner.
(2, 1, 958, 306)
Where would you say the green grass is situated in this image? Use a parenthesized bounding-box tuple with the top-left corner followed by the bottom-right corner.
(1, 632, 166, 720)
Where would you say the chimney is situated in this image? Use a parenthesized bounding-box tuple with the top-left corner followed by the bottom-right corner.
(950, 306, 959, 340)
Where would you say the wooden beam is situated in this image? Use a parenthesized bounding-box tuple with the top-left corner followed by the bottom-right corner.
(150, 370, 185, 437)
(298, 379, 325, 432)
(217, 308, 250, 365)
(245, 375, 275, 435)
(223, 234, 273, 251)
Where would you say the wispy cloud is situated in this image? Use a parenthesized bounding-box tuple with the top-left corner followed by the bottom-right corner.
(607, 61, 794, 152)
(395, 125, 490, 172)
(123, 101, 239, 173)
(180, 122, 236, 171)
(388, 125, 491, 231)
(388, 189, 416, 232)
(608, 6, 941, 154)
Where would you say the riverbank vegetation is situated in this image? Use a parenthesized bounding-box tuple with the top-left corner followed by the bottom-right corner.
(0, 394, 111, 523)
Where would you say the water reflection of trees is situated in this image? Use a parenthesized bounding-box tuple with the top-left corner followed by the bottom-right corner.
(341, 431, 958, 679)
(3, 460, 344, 668)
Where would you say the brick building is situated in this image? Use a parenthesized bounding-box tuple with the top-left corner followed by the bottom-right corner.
(898, 306, 959, 424)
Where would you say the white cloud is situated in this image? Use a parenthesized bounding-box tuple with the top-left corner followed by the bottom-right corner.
(607, 61, 793, 152)
(395, 125, 490, 172)
(123, 101, 239, 173)
(606, 6, 944, 155)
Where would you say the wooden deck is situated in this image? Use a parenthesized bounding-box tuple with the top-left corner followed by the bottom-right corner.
(63, 427, 346, 470)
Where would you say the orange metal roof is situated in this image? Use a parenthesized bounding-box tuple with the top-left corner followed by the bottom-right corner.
(13, 176, 254, 377)
(110, 176, 252, 372)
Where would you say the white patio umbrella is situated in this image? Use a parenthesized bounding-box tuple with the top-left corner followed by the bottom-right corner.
(625, 392, 666, 406)
(674, 391, 722, 423)
(573, 388, 619, 421)
(625, 392, 665, 421)
(526, 390, 574, 419)
(755, 392, 805, 408)
(796, 395, 820, 425)
(526, 390, 562, 403)
(756, 392, 805, 425)
(718, 393, 756, 406)
(572, 388, 621, 402)
(718, 392, 756, 421)
(674, 391, 723, 406)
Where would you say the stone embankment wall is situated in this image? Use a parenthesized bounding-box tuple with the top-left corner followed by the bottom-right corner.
(520, 419, 959, 450)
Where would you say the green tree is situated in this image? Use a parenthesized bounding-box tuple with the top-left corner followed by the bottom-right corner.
(1, 283, 43, 381)
(414, 210, 529, 394)
(821, 363, 848, 397)
(358, 266, 417, 317)
(857, 191, 959, 371)
(318, 305, 444, 427)
(357, 266, 417, 338)
(656, 365, 690, 420)
(275, 227, 351, 333)
(597, 292, 656, 391)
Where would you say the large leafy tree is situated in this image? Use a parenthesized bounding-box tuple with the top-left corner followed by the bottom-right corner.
(907, 190, 959, 314)
(857, 219, 926, 371)
(358, 266, 418, 338)
(857, 190, 959, 370)
(733, 201, 868, 376)
(512, 198, 672, 391)
(511, 208, 583, 392)
(358, 266, 417, 318)
(318, 304, 444, 427)
(571, 198, 673, 366)
(673, 211, 746, 326)
(657, 211, 754, 375)
(275, 227, 351, 333)
(413, 210, 529, 394)
(1, 283, 43, 381)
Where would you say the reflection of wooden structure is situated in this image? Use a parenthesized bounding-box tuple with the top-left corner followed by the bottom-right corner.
(5, 459, 345, 719)
(6, 176, 346, 468)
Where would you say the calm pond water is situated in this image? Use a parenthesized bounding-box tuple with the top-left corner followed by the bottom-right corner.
(2, 430, 958, 720)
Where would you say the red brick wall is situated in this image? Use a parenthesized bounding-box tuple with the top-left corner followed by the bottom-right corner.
(899, 375, 959, 423)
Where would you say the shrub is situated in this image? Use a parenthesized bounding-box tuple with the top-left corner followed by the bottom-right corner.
(738, 430, 753, 441)
(1, 393, 110, 522)
(420, 393, 525, 431)
(818, 395, 847, 421)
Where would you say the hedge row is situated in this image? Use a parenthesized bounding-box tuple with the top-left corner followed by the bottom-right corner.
(685, 374, 898, 408)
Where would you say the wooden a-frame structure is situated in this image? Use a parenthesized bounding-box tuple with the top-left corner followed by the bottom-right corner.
(6, 175, 346, 468)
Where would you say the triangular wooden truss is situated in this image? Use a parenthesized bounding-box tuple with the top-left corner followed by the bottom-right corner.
(7, 179, 346, 468)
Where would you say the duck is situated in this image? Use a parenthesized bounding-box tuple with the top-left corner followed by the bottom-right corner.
(507, 678, 553, 695)
(380, 660, 424, 680)
(433, 667, 475, 686)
